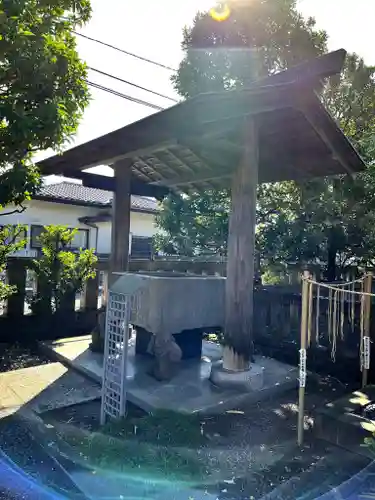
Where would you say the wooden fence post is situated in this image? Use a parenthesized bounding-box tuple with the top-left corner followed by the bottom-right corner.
(6, 259, 27, 317)
(362, 272, 372, 388)
(84, 271, 100, 311)
(298, 271, 310, 446)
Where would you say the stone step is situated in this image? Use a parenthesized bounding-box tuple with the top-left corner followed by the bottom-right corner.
(315, 386, 375, 459)
(258, 445, 370, 500)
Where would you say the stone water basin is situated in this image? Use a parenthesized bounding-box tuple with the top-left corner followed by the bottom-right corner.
(111, 271, 225, 358)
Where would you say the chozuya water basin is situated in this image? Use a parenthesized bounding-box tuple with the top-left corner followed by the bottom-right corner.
(111, 271, 225, 338)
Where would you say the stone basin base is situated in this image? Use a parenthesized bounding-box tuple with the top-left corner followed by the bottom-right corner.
(210, 361, 265, 391)
(134, 326, 221, 360)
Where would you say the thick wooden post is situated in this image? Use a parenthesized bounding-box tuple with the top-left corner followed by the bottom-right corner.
(109, 159, 132, 288)
(223, 118, 258, 371)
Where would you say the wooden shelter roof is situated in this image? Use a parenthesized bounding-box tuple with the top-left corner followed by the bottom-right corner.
(37, 49, 365, 194)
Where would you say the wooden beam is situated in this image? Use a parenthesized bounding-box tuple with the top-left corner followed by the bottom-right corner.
(171, 148, 222, 190)
(38, 140, 177, 177)
(152, 151, 202, 191)
(109, 159, 132, 286)
(255, 49, 346, 88)
(80, 172, 170, 199)
(184, 137, 242, 157)
(151, 166, 231, 187)
(223, 118, 258, 369)
(191, 86, 295, 134)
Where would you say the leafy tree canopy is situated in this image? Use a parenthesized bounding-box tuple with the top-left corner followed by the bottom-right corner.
(0, 0, 91, 208)
(173, 0, 327, 97)
(156, 0, 375, 281)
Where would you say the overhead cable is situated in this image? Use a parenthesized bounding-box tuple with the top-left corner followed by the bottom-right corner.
(86, 80, 165, 111)
(74, 31, 177, 72)
(88, 66, 178, 103)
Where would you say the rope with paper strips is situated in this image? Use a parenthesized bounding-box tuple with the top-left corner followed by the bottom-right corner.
(301, 272, 373, 370)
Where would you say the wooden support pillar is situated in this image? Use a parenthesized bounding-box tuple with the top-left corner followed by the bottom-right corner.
(109, 159, 132, 288)
(223, 118, 258, 371)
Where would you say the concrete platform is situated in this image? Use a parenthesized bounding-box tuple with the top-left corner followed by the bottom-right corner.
(40, 335, 298, 414)
(315, 386, 375, 458)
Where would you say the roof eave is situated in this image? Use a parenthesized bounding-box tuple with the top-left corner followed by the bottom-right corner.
(33, 194, 157, 214)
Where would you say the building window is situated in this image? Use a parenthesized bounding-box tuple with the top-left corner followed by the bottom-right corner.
(70, 229, 89, 250)
(30, 225, 45, 249)
(30, 226, 89, 250)
(131, 236, 153, 259)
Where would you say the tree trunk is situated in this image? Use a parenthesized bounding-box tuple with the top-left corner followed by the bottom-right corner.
(223, 118, 258, 371)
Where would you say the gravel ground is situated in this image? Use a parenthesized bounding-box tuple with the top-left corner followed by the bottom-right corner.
(0, 340, 362, 500)
(36, 375, 364, 500)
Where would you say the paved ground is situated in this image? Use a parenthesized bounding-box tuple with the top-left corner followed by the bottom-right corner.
(0, 361, 101, 418)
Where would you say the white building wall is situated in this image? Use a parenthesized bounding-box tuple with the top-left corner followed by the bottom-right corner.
(0, 200, 157, 256)
(96, 212, 156, 254)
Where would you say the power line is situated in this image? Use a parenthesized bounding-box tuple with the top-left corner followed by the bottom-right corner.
(88, 66, 178, 103)
(86, 80, 165, 111)
(74, 31, 177, 72)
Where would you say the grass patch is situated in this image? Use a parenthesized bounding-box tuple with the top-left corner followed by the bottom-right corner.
(103, 409, 207, 448)
(53, 421, 208, 484)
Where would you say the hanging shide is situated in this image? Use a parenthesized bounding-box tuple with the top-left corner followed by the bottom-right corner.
(315, 284, 320, 346)
(340, 288, 345, 340)
(298, 271, 373, 446)
(307, 280, 313, 347)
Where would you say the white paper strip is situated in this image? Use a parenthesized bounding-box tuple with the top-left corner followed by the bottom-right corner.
(364, 336, 370, 370)
(299, 348, 307, 388)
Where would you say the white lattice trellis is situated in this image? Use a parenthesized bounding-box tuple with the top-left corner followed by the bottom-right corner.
(100, 290, 132, 425)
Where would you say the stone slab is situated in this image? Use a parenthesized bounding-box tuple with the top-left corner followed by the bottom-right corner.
(315, 386, 375, 458)
(0, 361, 101, 417)
(40, 336, 298, 414)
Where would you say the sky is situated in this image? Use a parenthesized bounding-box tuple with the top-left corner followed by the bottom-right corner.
(43, 0, 375, 179)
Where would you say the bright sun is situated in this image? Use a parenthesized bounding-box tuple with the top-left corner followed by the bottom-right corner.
(209, 3, 231, 22)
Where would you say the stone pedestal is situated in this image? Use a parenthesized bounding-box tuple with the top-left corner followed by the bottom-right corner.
(135, 327, 205, 360)
(210, 361, 264, 391)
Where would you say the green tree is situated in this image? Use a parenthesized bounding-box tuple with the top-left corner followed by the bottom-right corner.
(257, 54, 375, 281)
(28, 226, 97, 315)
(154, 190, 230, 256)
(0, 0, 91, 209)
(0, 225, 26, 300)
(173, 0, 327, 97)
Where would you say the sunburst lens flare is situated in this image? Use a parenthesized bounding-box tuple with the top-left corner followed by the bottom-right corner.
(209, 3, 231, 22)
